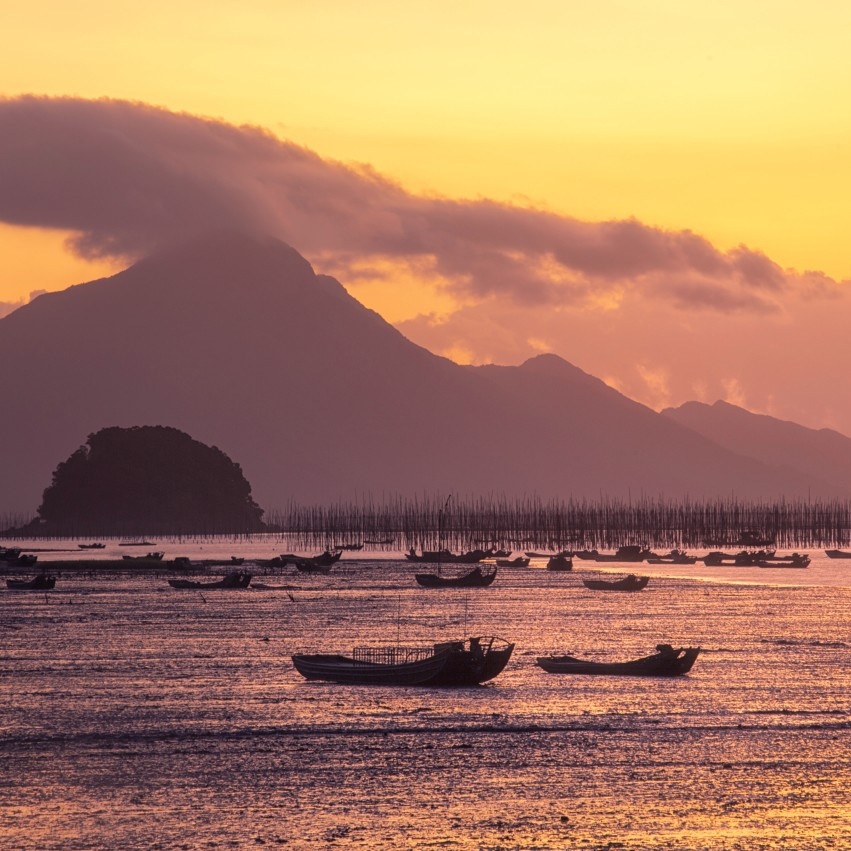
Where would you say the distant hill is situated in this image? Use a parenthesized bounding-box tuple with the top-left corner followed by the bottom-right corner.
(0, 231, 844, 516)
(662, 400, 851, 497)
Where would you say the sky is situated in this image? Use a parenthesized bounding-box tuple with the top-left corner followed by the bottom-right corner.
(2, 1, 851, 435)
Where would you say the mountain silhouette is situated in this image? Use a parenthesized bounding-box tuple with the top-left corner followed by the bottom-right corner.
(662, 400, 851, 497)
(0, 231, 844, 517)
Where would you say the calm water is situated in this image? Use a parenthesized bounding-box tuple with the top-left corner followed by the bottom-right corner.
(1, 541, 850, 849)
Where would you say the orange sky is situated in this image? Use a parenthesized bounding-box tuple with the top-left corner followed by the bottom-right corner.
(2, 2, 851, 433)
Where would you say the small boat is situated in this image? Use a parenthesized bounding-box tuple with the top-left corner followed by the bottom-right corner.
(122, 551, 165, 561)
(756, 553, 810, 568)
(364, 538, 394, 545)
(292, 636, 515, 686)
(168, 571, 252, 589)
(78, 543, 106, 549)
(294, 550, 343, 573)
(120, 541, 154, 546)
(582, 574, 649, 591)
(415, 565, 498, 588)
(405, 548, 490, 564)
(582, 546, 659, 563)
(825, 549, 851, 559)
(495, 556, 530, 567)
(536, 644, 699, 677)
(646, 549, 697, 565)
(6, 575, 56, 590)
(546, 554, 573, 571)
(333, 543, 364, 551)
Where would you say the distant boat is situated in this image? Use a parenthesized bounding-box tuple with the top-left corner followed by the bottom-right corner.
(415, 565, 498, 588)
(825, 549, 851, 559)
(646, 549, 697, 565)
(293, 550, 343, 573)
(333, 543, 363, 551)
(7, 575, 56, 590)
(405, 548, 490, 564)
(292, 635, 515, 686)
(582, 574, 649, 591)
(168, 571, 252, 589)
(756, 553, 810, 568)
(536, 644, 699, 677)
(120, 541, 154, 546)
(364, 538, 394, 545)
(579, 546, 659, 563)
(78, 543, 106, 549)
(495, 556, 529, 567)
(122, 551, 165, 561)
(545, 554, 573, 572)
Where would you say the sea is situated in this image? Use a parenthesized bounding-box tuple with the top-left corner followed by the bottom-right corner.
(1, 539, 849, 850)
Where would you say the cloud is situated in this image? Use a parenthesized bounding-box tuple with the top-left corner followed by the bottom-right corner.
(1, 95, 842, 319)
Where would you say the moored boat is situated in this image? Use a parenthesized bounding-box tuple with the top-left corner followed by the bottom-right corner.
(292, 636, 515, 686)
(646, 549, 697, 565)
(415, 565, 498, 588)
(122, 551, 165, 561)
(78, 543, 106, 549)
(495, 556, 530, 567)
(405, 548, 490, 564)
(825, 549, 851, 559)
(6, 575, 56, 590)
(582, 574, 649, 591)
(536, 644, 699, 677)
(546, 554, 573, 571)
(168, 571, 252, 589)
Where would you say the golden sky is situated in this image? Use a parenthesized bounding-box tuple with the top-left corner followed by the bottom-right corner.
(2, 1, 851, 432)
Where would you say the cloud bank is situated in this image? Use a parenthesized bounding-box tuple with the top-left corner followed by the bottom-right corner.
(1, 95, 838, 315)
(2, 95, 850, 434)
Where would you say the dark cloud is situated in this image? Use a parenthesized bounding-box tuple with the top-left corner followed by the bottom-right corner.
(0, 95, 843, 314)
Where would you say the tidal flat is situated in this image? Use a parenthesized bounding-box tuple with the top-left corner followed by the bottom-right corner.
(1, 545, 849, 849)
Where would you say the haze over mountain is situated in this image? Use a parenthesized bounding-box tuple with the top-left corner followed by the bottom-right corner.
(663, 400, 851, 498)
(0, 231, 845, 517)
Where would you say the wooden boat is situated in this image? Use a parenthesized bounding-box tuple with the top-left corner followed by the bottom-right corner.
(646, 549, 697, 565)
(333, 543, 364, 551)
(536, 644, 699, 677)
(292, 636, 515, 686)
(168, 571, 252, 589)
(582, 546, 659, 563)
(582, 574, 649, 591)
(293, 550, 343, 573)
(756, 553, 810, 568)
(405, 548, 490, 564)
(6, 575, 56, 590)
(546, 554, 573, 571)
(78, 543, 106, 549)
(122, 551, 165, 561)
(825, 549, 851, 559)
(495, 556, 530, 567)
(415, 565, 498, 588)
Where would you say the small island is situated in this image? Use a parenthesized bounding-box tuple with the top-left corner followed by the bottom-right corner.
(12, 425, 265, 536)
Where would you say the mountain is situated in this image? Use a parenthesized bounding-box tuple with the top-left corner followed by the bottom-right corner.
(662, 400, 851, 497)
(0, 231, 844, 517)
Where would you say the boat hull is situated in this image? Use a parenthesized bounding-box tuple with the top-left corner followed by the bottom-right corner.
(536, 646, 699, 677)
(582, 575, 649, 591)
(415, 566, 497, 587)
(292, 636, 514, 687)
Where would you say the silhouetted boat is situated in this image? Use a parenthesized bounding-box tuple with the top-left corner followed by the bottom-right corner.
(292, 636, 515, 686)
(120, 541, 154, 546)
(168, 571, 252, 589)
(364, 538, 394, 545)
(122, 551, 165, 561)
(756, 553, 810, 568)
(415, 565, 498, 588)
(78, 543, 106, 549)
(546, 554, 573, 571)
(536, 644, 699, 677)
(580, 546, 659, 563)
(293, 550, 343, 573)
(334, 543, 363, 551)
(825, 549, 851, 559)
(646, 549, 697, 565)
(405, 548, 490, 564)
(6, 575, 56, 590)
(582, 574, 649, 591)
(495, 556, 530, 567)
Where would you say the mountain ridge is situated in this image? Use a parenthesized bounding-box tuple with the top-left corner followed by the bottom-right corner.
(1, 231, 846, 515)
